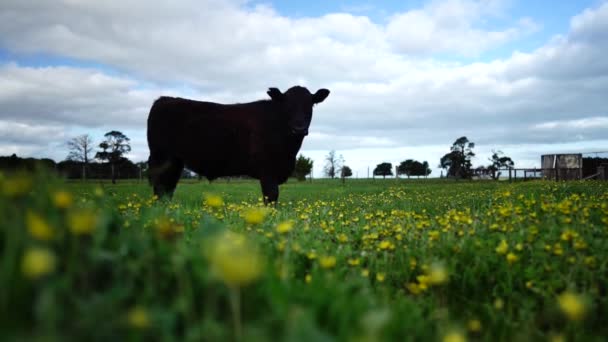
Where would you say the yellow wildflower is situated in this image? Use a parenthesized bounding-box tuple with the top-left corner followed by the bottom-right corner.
(67, 209, 98, 235)
(22, 247, 56, 279)
(305, 274, 312, 284)
(549, 333, 565, 342)
(94, 187, 104, 197)
(427, 262, 449, 285)
(348, 258, 360, 266)
(494, 298, 504, 310)
(378, 240, 392, 250)
(495, 240, 508, 255)
(242, 207, 267, 225)
(154, 217, 182, 240)
(467, 319, 482, 332)
(207, 231, 263, 287)
(52, 190, 73, 209)
(376, 272, 386, 282)
(406, 282, 421, 295)
(127, 306, 150, 329)
(319, 256, 336, 269)
(276, 221, 294, 234)
(26, 211, 54, 241)
(557, 291, 587, 321)
(506, 252, 519, 265)
(443, 330, 466, 342)
(204, 194, 224, 208)
(361, 269, 369, 277)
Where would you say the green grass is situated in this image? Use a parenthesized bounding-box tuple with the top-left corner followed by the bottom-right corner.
(2, 172, 608, 341)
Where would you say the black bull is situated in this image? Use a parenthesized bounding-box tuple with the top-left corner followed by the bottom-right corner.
(147, 86, 330, 204)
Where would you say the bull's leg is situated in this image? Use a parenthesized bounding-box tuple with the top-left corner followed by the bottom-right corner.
(260, 179, 279, 205)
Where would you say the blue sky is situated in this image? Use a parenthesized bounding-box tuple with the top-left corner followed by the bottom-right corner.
(0, 0, 607, 177)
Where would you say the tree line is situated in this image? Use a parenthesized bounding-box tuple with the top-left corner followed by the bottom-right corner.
(291, 136, 516, 181)
(4, 131, 605, 182)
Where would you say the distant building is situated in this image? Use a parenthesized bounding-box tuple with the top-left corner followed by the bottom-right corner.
(541, 154, 582, 180)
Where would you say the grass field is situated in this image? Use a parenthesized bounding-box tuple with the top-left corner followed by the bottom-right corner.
(1, 172, 608, 341)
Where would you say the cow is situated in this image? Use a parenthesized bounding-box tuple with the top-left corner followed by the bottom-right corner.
(147, 86, 330, 204)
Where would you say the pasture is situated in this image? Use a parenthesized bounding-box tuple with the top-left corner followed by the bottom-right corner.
(2, 172, 608, 341)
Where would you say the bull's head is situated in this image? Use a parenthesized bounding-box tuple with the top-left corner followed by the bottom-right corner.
(267, 86, 330, 136)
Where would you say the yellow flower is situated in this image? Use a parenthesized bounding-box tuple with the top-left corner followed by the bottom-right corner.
(406, 282, 421, 295)
(361, 269, 369, 277)
(242, 207, 268, 225)
(495, 240, 508, 255)
(376, 272, 386, 282)
(22, 248, 56, 279)
(67, 209, 98, 235)
(443, 330, 466, 342)
(52, 190, 73, 209)
(348, 258, 360, 266)
(494, 298, 504, 310)
(154, 217, 182, 240)
(127, 306, 150, 329)
(305, 274, 312, 284)
(427, 262, 449, 285)
(276, 221, 294, 234)
(26, 211, 54, 241)
(557, 291, 587, 321)
(319, 256, 336, 269)
(378, 240, 391, 250)
(204, 194, 224, 208)
(467, 319, 482, 332)
(94, 187, 104, 197)
(506, 252, 519, 265)
(207, 231, 263, 287)
(549, 333, 565, 342)
(337, 233, 348, 243)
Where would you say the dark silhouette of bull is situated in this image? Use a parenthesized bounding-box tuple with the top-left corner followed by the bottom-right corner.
(147, 86, 330, 204)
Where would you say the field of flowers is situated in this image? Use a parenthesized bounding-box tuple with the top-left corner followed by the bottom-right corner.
(1, 171, 607, 341)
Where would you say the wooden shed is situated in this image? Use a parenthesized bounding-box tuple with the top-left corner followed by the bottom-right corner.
(541, 154, 583, 180)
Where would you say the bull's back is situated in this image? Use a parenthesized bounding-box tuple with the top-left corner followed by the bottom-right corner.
(147, 97, 254, 176)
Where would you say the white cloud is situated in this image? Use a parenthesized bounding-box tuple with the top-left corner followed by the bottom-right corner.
(386, 0, 539, 56)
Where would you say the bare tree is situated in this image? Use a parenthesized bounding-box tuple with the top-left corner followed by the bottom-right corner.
(324, 150, 343, 179)
(66, 134, 94, 180)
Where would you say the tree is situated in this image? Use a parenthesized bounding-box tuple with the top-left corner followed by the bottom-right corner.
(95, 131, 131, 184)
(397, 159, 415, 178)
(439, 136, 475, 179)
(373, 162, 393, 179)
(487, 150, 514, 180)
(66, 134, 94, 180)
(412, 161, 432, 178)
(340, 165, 352, 183)
(398, 159, 432, 178)
(324, 150, 343, 179)
(294, 154, 314, 181)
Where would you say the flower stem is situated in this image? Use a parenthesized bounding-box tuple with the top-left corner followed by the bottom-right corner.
(229, 286, 242, 341)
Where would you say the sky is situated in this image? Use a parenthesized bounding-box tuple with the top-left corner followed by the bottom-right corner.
(1, 0, 607, 178)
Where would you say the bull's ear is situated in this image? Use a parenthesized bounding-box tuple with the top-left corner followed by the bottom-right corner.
(267, 88, 283, 101)
(312, 88, 330, 104)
